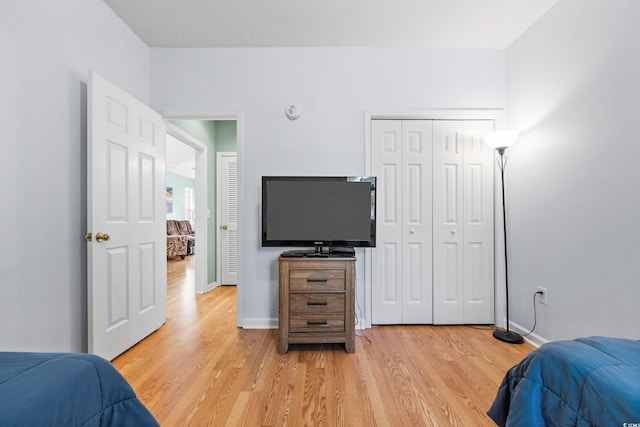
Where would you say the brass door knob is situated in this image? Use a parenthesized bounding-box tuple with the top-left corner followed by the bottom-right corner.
(221, 225, 228, 230)
(84, 233, 92, 242)
(95, 232, 111, 242)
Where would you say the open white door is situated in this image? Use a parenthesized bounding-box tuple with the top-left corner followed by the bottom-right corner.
(217, 152, 238, 285)
(87, 71, 167, 361)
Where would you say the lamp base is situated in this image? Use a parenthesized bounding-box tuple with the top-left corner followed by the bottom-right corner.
(493, 329, 524, 344)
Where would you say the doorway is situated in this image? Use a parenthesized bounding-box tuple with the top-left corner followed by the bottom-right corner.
(166, 118, 241, 312)
(166, 124, 208, 294)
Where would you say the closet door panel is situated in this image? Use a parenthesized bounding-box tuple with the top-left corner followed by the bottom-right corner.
(462, 121, 495, 324)
(401, 121, 433, 323)
(372, 121, 403, 324)
(372, 120, 433, 324)
(433, 122, 464, 324)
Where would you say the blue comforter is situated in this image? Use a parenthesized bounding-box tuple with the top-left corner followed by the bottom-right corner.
(488, 336, 640, 427)
(0, 352, 159, 427)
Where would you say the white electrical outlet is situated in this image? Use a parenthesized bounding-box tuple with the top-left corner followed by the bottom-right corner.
(537, 286, 547, 304)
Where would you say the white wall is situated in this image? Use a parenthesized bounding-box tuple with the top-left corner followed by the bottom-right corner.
(506, 0, 640, 341)
(151, 48, 506, 326)
(0, 0, 150, 351)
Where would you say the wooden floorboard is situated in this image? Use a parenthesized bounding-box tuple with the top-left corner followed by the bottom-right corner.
(113, 256, 533, 426)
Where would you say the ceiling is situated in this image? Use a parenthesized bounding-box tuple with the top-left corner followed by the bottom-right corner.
(103, 0, 558, 49)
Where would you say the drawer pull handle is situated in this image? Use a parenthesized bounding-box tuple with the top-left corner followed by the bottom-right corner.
(307, 320, 328, 326)
(307, 279, 328, 283)
(307, 301, 328, 306)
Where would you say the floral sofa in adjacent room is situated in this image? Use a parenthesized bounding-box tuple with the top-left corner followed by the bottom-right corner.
(167, 220, 188, 259)
(176, 220, 196, 255)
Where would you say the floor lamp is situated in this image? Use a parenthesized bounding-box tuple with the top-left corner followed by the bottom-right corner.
(485, 130, 524, 344)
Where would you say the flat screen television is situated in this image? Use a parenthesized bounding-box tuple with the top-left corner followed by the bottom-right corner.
(261, 176, 376, 255)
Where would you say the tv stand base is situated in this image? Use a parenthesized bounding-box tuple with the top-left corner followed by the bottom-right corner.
(280, 247, 355, 258)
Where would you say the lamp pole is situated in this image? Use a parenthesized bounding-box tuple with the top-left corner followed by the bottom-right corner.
(493, 148, 524, 344)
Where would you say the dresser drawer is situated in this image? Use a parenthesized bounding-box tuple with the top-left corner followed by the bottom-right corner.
(289, 269, 345, 291)
(290, 293, 345, 314)
(289, 313, 344, 333)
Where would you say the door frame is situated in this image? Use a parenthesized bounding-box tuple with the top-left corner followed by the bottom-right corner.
(364, 109, 505, 329)
(163, 112, 245, 326)
(166, 123, 209, 293)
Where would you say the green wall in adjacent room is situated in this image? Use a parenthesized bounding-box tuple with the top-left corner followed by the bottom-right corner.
(215, 121, 237, 152)
(169, 120, 237, 286)
(166, 172, 195, 221)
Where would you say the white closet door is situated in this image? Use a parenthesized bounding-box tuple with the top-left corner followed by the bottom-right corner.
(433, 120, 494, 324)
(371, 120, 433, 324)
(401, 121, 433, 323)
(432, 121, 464, 324)
(218, 153, 238, 285)
(372, 121, 403, 324)
(461, 121, 495, 323)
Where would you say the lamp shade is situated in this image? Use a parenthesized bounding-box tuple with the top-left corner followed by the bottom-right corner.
(484, 129, 519, 151)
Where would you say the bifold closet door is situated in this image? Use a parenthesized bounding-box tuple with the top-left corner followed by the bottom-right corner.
(432, 120, 495, 325)
(371, 120, 433, 324)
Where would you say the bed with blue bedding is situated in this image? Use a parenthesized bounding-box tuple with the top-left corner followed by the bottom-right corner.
(488, 336, 640, 427)
(0, 352, 159, 427)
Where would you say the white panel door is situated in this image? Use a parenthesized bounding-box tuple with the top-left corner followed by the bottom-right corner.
(88, 71, 167, 360)
(372, 120, 433, 324)
(371, 121, 403, 323)
(461, 121, 495, 323)
(432, 122, 464, 324)
(218, 153, 238, 285)
(433, 120, 494, 324)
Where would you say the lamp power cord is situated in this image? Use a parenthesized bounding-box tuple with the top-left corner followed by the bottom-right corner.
(520, 290, 544, 337)
(465, 290, 544, 338)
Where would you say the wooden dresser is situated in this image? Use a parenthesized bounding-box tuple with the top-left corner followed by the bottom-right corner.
(278, 256, 356, 354)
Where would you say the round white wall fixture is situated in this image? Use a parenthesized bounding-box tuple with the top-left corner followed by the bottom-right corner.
(285, 104, 301, 120)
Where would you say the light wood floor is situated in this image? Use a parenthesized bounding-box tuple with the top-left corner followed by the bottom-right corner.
(113, 256, 533, 426)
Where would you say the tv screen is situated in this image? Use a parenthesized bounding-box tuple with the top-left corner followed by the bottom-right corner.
(261, 176, 376, 249)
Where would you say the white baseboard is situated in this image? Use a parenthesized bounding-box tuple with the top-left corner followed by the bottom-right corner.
(240, 316, 547, 347)
(241, 318, 278, 329)
(510, 321, 549, 348)
(204, 281, 218, 293)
